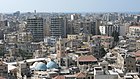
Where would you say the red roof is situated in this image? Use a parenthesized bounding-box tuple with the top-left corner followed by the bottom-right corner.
(53, 75, 65, 79)
(135, 50, 140, 57)
(136, 50, 140, 53)
(75, 72, 86, 78)
(78, 55, 97, 62)
(136, 57, 140, 61)
(0, 77, 5, 79)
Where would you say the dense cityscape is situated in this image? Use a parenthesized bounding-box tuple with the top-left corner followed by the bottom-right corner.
(0, 11, 139, 79)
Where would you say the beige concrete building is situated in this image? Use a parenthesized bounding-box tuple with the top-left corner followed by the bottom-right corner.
(4, 32, 18, 43)
(67, 33, 91, 42)
(33, 49, 46, 58)
(124, 55, 136, 72)
(4, 32, 33, 43)
(67, 35, 78, 40)
(129, 26, 140, 36)
(0, 60, 8, 78)
(16, 61, 30, 79)
(17, 32, 32, 43)
(19, 21, 27, 32)
(77, 55, 98, 70)
(136, 40, 140, 50)
(92, 35, 114, 49)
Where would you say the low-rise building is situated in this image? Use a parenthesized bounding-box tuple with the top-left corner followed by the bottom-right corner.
(44, 36, 56, 46)
(0, 60, 8, 78)
(17, 32, 32, 43)
(77, 55, 98, 70)
(92, 35, 114, 49)
(4, 32, 18, 43)
(124, 54, 136, 72)
(136, 40, 140, 50)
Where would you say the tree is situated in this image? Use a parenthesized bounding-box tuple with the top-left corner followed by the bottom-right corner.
(111, 30, 119, 45)
(0, 46, 4, 57)
(18, 49, 32, 59)
(100, 47, 107, 58)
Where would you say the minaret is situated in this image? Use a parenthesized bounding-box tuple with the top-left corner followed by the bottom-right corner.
(56, 36, 65, 66)
(56, 36, 62, 58)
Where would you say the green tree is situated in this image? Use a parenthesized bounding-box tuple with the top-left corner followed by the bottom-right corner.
(100, 47, 107, 58)
(18, 49, 32, 59)
(0, 47, 4, 57)
(111, 30, 119, 45)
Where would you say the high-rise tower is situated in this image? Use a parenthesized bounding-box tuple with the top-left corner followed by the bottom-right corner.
(50, 17, 66, 38)
(27, 17, 44, 42)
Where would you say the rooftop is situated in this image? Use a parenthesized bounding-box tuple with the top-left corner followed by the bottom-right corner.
(34, 62, 47, 71)
(46, 60, 58, 69)
(78, 55, 97, 62)
(129, 26, 140, 28)
(134, 50, 140, 57)
(4, 58, 48, 65)
(53, 75, 65, 79)
(75, 72, 86, 78)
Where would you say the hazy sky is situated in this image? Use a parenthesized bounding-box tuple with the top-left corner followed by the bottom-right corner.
(0, 0, 140, 13)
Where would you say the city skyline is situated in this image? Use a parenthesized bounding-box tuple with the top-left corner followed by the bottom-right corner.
(0, 0, 140, 13)
(0, 1, 140, 78)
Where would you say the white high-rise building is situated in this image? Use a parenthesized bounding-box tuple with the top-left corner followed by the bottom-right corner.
(99, 24, 120, 36)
